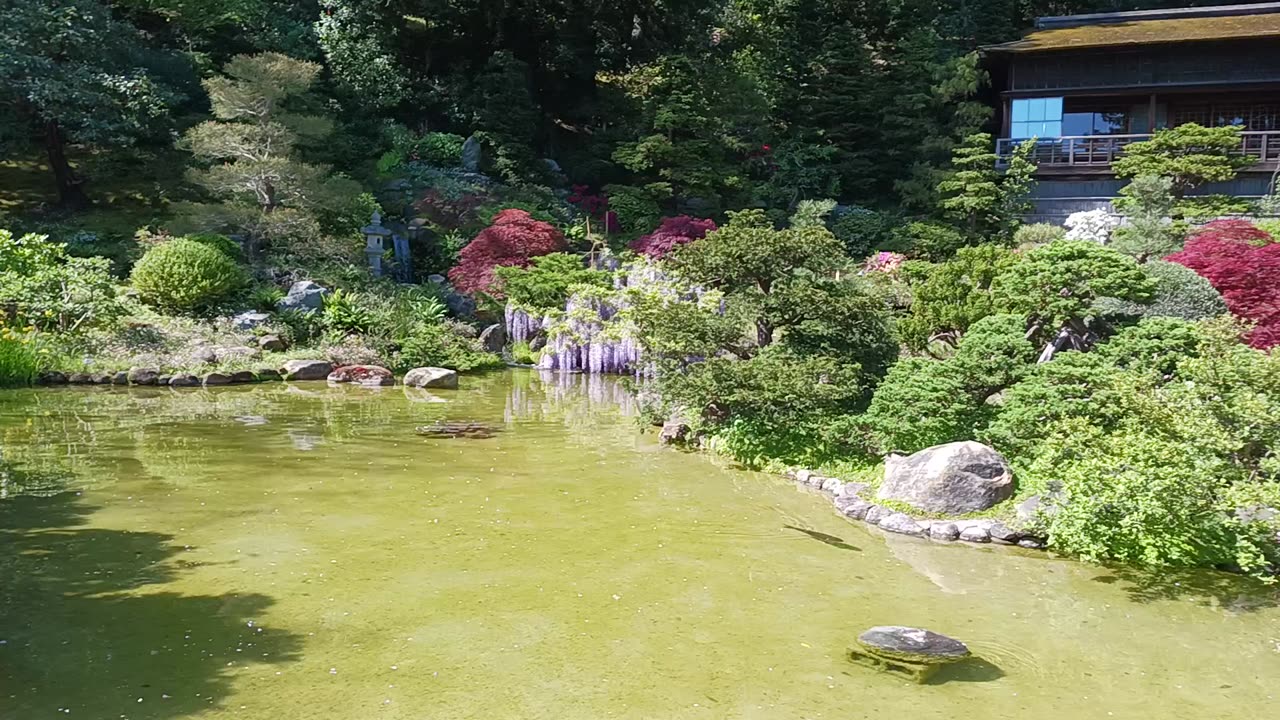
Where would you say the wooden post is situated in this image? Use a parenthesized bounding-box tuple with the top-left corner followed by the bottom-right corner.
(1148, 93, 1158, 131)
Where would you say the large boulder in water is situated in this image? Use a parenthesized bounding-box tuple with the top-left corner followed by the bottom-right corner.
(877, 441, 1014, 515)
(328, 364, 395, 387)
(856, 626, 970, 664)
(403, 367, 458, 389)
(281, 359, 334, 381)
(479, 323, 506, 353)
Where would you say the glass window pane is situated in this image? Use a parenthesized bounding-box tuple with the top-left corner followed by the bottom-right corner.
(1011, 122, 1029, 139)
(1045, 97, 1064, 120)
(1011, 100, 1029, 122)
(1043, 121, 1062, 137)
(1028, 98, 1045, 121)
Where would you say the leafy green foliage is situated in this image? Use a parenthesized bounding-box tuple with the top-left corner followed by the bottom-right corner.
(863, 314, 1035, 453)
(1095, 260, 1227, 322)
(0, 0, 181, 207)
(830, 207, 899, 259)
(937, 133, 1036, 241)
(129, 239, 246, 311)
(899, 244, 1017, 351)
(396, 323, 502, 372)
(992, 240, 1156, 337)
(0, 333, 40, 387)
(494, 253, 611, 312)
(668, 209, 846, 347)
(0, 229, 121, 331)
(1113, 124, 1254, 196)
(1011, 324, 1280, 576)
(179, 52, 361, 252)
(1111, 174, 1185, 259)
(1013, 223, 1065, 246)
(322, 288, 373, 334)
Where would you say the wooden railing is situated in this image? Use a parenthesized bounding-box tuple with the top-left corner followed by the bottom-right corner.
(996, 131, 1280, 168)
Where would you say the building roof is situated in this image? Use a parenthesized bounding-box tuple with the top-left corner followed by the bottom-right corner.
(985, 2, 1280, 53)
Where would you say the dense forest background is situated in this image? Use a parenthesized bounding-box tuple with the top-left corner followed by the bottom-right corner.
(1, 0, 1264, 225)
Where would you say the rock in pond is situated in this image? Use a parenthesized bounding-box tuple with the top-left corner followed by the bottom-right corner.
(170, 374, 200, 387)
(202, 372, 232, 386)
(38, 371, 68, 385)
(878, 441, 1014, 515)
(415, 421, 498, 439)
(328, 364, 395, 387)
(281, 359, 334, 381)
(403, 366, 458, 389)
(127, 367, 160, 386)
(879, 512, 925, 537)
(229, 370, 257, 384)
(111, 371, 129, 385)
(851, 626, 971, 683)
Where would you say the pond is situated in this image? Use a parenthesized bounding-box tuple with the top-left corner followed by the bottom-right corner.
(1, 371, 1278, 719)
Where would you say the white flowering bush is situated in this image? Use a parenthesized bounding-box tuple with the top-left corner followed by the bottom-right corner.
(1064, 209, 1118, 244)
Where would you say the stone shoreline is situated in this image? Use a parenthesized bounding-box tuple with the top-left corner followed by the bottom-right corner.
(784, 468, 1045, 549)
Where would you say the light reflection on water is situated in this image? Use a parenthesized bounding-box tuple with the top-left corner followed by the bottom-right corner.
(0, 371, 1278, 720)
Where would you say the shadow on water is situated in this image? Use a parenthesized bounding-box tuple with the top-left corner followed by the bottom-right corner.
(925, 657, 1006, 685)
(0, 491, 303, 719)
(784, 524, 861, 552)
(1092, 565, 1280, 613)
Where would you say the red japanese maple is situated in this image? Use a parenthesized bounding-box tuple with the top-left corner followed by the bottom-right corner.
(448, 209, 566, 294)
(1168, 219, 1280, 348)
(629, 216, 718, 259)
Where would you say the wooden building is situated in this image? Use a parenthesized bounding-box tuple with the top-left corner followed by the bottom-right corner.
(983, 2, 1280, 222)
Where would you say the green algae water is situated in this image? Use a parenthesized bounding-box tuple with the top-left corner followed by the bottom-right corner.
(2, 371, 1278, 720)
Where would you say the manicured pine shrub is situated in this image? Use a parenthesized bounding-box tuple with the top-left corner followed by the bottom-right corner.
(447, 209, 566, 295)
(129, 238, 247, 311)
(1167, 219, 1280, 348)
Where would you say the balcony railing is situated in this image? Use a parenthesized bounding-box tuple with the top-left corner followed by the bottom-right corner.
(996, 131, 1280, 168)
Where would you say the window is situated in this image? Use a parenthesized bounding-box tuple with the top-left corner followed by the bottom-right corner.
(1011, 97, 1063, 139)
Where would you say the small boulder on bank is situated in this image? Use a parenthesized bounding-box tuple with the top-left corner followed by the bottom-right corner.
(878, 441, 1014, 515)
(403, 367, 458, 389)
(170, 374, 200, 387)
(281, 359, 334, 381)
(255, 368, 283, 382)
(276, 280, 329, 312)
(659, 419, 691, 445)
(328, 365, 395, 387)
(230, 370, 257, 383)
(879, 513, 925, 537)
(232, 311, 272, 331)
(37, 371, 68, 385)
(479, 323, 506, 354)
(929, 522, 961, 541)
(257, 334, 287, 352)
(127, 367, 160, 386)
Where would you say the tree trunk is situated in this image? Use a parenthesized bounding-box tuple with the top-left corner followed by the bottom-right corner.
(44, 120, 89, 210)
(756, 319, 773, 348)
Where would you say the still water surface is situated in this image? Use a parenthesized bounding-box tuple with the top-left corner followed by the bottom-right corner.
(1, 371, 1278, 719)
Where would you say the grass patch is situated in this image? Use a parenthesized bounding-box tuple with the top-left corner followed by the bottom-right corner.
(0, 334, 40, 387)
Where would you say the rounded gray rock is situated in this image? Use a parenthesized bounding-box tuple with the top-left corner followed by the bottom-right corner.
(958, 525, 991, 543)
(281, 359, 334, 381)
(879, 512, 925, 537)
(929, 522, 960, 541)
(863, 505, 890, 525)
(403, 366, 458, 389)
(856, 626, 970, 664)
(877, 441, 1014, 515)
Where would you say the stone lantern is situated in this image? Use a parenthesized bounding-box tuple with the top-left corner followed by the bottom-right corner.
(361, 211, 393, 277)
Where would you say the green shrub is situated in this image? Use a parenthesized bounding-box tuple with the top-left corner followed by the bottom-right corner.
(494, 253, 612, 311)
(0, 332, 39, 387)
(130, 239, 247, 311)
(830, 207, 899, 259)
(899, 244, 1017, 352)
(511, 340, 537, 365)
(415, 132, 466, 166)
(603, 183, 668, 234)
(862, 314, 1035, 453)
(250, 286, 286, 312)
(1095, 259, 1227, 321)
(1013, 222, 1065, 246)
(322, 289, 374, 334)
(893, 221, 968, 260)
(0, 229, 122, 332)
(396, 323, 503, 372)
(186, 233, 243, 260)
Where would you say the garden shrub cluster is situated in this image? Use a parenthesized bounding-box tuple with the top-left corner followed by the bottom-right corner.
(130, 238, 247, 311)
